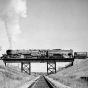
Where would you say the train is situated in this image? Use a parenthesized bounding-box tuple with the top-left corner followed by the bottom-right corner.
(3, 49, 88, 59)
(5, 49, 73, 59)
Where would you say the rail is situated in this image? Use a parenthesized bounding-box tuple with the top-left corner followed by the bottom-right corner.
(28, 76, 56, 88)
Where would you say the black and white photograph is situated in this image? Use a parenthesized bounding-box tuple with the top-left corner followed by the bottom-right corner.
(0, 0, 88, 88)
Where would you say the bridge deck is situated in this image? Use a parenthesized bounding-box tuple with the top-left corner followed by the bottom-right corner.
(3, 58, 74, 63)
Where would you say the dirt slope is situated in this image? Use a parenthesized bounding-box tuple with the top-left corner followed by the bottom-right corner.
(49, 59, 88, 88)
(0, 65, 35, 88)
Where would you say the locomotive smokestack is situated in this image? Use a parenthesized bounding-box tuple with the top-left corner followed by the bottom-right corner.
(0, 0, 27, 49)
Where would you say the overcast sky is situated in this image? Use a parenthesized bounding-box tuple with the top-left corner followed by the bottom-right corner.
(0, 0, 88, 72)
(0, 0, 88, 53)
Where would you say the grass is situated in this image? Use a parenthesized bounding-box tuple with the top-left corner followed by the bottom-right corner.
(0, 65, 36, 88)
(48, 58, 88, 88)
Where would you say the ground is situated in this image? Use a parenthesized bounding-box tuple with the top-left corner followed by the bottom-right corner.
(0, 62, 38, 88)
(48, 59, 88, 88)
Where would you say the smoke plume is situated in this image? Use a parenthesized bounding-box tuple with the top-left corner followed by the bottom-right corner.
(0, 0, 27, 49)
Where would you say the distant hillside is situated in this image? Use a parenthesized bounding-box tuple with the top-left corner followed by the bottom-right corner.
(49, 58, 88, 88)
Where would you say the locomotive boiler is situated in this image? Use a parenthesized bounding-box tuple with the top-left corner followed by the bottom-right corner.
(6, 49, 48, 58)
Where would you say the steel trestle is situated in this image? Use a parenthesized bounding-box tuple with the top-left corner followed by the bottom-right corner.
(47, 61, 56, 75)
(21, 62, 31, 75)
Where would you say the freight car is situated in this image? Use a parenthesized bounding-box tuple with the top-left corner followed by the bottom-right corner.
(74, 52, 87, 59)
(6, 49, 73, 59)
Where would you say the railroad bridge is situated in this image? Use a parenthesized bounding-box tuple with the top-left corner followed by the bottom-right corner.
(2, 49, 87, 75)
(2, 57, 74, 75)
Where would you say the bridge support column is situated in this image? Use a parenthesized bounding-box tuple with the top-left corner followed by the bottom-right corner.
(21, 62, 31, 75)
(71, 61, 73, 66)
(4, 62, 6, 66)
(47, 61, 56, 75)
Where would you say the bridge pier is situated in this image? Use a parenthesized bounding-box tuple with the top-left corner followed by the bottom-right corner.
(21, 62, 31, 75)
(4, 62, 6, 66)
(47, 61, 56, 75)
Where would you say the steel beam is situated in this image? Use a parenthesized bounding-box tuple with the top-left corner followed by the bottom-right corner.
(4, 62, 6, 66)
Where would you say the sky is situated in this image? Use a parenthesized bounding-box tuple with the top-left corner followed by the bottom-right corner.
(0, 0, 88, 72)
(0, 0, 88, 53)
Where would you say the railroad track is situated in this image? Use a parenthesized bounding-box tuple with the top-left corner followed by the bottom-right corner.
(28, 76, 56, 88)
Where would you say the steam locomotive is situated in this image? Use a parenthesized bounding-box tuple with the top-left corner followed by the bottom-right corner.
(6, 49, 73, 59)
